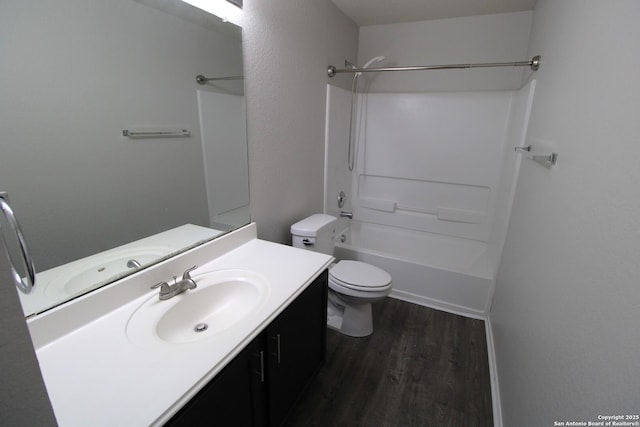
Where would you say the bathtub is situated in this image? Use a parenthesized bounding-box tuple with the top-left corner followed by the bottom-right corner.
(333, 221, 494, 316)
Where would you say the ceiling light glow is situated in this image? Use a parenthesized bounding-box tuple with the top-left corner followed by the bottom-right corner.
(180, 0, 242, 26)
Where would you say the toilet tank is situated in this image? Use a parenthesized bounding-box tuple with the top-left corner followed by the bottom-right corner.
(290, 214, 337, 254)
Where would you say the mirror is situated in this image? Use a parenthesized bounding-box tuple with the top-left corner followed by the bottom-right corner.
(0, 0, 249, 316)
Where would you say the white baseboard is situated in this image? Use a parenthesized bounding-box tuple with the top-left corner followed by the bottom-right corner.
(387, 292, 503, 426)
(389, 288, 486, 320)
(484, 315, 503, 427)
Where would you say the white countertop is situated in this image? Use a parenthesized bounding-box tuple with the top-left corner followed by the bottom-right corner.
(29, 224, 333, 426)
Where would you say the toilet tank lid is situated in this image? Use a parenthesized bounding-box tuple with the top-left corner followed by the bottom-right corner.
(291, 214, 337, 236)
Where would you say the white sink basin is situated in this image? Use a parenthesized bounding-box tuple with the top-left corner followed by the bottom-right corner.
(44, 245, 174, 299)
(126, 269, 270, 345)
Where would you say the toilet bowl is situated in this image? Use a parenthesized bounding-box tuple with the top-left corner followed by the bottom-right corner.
(291, 214, 392, 337)
(327, 260, 392, 337)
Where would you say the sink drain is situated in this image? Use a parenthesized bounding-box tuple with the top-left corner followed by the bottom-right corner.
(194, 323, 209, 333)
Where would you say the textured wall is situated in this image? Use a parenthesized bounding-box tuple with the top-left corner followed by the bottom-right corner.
(242, 0, 358, 243)
(491, 1, 640, 424)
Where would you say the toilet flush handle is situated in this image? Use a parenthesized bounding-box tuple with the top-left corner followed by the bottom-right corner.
(302, 238, 314, 246)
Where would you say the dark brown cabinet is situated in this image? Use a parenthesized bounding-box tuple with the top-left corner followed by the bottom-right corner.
(265, 271, 327, 426)
(166, 270, 327, 427)
(166, 335, 266, 427)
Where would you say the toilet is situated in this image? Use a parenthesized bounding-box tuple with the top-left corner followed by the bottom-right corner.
(291, 214, 392, 337)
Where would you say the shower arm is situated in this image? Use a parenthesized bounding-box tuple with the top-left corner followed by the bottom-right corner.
(328, 55, 541, 77)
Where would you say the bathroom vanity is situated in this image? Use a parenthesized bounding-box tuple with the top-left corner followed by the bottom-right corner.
(27, 224, 333, 426)
(167, 270, 327, 426)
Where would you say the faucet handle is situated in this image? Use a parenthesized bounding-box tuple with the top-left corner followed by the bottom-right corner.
(152, 280, 172, 290)
(151, 281, 168, 289)
(182, 265, 198, 280)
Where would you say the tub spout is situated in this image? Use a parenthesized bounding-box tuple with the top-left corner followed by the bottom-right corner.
(340, 211, 353, 219)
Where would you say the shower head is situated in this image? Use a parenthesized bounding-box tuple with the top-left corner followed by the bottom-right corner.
(354, 56, 386, 78)
(362, 55, 386, 69)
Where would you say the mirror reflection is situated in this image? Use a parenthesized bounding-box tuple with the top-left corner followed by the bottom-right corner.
(0, 0, 249, 316)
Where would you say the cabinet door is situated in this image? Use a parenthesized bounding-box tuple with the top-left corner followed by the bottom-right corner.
(266, 271, 328, 426)
(166, 335, 267, 427)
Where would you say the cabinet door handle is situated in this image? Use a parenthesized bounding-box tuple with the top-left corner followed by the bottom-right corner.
(256, 350, 265, 383)
(254, 351, 265, 382)
(271, 334, 281, 364)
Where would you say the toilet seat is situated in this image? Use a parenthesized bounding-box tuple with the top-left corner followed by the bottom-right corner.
(329, 260, 392, 291)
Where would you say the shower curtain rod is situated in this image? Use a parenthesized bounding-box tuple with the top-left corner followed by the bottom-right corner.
(327, 55, 540, 77)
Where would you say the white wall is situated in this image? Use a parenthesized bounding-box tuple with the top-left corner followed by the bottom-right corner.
(242, 0, 358, 243)
(359, 12, 533, 92)
(491, 1, 640, 424)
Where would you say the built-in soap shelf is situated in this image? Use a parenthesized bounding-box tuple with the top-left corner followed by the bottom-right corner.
(514, 145, 558, 168)
(358, 197, 485, 224)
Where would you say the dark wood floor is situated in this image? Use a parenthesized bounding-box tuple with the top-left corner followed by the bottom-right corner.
(286, 297, 493, 427)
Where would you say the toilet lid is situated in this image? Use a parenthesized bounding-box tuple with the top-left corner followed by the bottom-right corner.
(330, 260, 391, 289)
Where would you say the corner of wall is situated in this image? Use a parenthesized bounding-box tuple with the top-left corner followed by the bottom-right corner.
(0, 245, 57, 425)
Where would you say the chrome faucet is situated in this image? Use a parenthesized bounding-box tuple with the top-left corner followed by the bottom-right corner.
(151, 265, 198, 300)
(340, 211, 353, 219)
(127, 259, 142, 269)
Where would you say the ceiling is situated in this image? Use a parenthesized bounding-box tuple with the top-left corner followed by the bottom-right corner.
(331, 0, 537, 26)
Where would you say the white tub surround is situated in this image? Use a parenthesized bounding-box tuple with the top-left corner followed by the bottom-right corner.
(351, 91, 514, 242)
(325, 80, 536, 316)
(28, 223, 333, 426)
(323, 12, 536, 320)
(334, 221, 492, 316)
